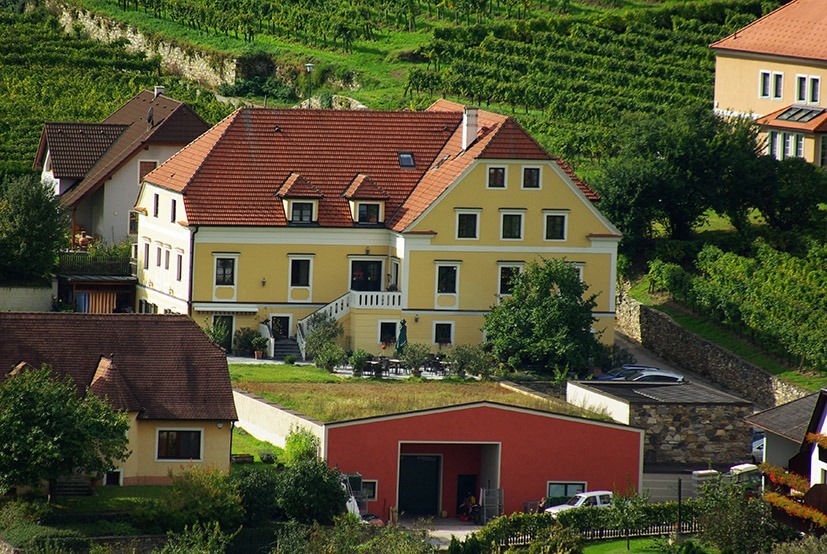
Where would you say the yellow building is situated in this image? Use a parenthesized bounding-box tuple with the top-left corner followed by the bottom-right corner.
(134, 101, 621, 357)
(1, 313, 237, 487)
(711, 0, 827, 166)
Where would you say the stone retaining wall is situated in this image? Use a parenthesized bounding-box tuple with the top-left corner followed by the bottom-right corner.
(51, 2, 236, 86)
(616, 292, 811, 409)
(632, 402, 753, 465)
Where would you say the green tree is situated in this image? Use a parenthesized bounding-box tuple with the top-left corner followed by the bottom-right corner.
(283, 427, 320, 466)
(304, 312, 344, 357)
(754, 157, 827, 232)
(608, 489, 649, 550)
(0, 366, 130, 502)
(593, 108, 763, 248)
(0, 173, 67, 283)
(275, 458, 347, 524)
(482, 258, 600, 377)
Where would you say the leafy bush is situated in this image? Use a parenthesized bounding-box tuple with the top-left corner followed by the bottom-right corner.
(283, 427, 320, 466)
(154, 522, 237, 554)
(284, 355, 298, 365)
(232, 327, 258, 356)
(446, 344, 490, 379)
(2, 523, 87, 551)
(281, 515, 433, 553)
(230, 465, 282, 525)
(772, 534, 827, 554)
(0, 498, 50, 529)
(274, 459, 347, 524)
(258, 451, 276, 464)
(314, 342, 346, 372)
(527, 521, 582, 554)
(400, 343, 430, 375)
(146, 467, 243, 532)
(251, 336, 269, 352)
(203, 317, 229, 349)
(349, 348, 372, 376)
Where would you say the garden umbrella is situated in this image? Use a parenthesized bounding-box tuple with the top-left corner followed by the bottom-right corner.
(395, 319, 408, 356)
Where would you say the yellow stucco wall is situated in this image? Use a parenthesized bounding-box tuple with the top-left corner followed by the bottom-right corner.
(118, 418, 232, 486)
(714, 54, 827, 117)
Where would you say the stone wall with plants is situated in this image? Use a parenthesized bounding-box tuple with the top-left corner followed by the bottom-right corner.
(616, 292, 811, 409)
(631, 402, 753, 465)
(52, 2, 236, 86)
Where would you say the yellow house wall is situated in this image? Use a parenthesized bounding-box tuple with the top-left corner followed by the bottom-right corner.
(119, 419, 232, 486)
(714, 53, 827, 117)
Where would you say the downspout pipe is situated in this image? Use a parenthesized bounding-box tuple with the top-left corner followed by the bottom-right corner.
(187, 224, 199, 317)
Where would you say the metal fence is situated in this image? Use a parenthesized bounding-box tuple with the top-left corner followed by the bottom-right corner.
(498, 520, 702, 547)
(58, 252, 133, 275)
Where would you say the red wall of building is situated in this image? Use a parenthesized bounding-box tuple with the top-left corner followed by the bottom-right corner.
(399, 443, 482, 516)
(325, 404, 641, 519)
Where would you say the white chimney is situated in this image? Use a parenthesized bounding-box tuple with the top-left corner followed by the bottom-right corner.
(153, 86, 165, 99)
(461, 106, 478, 151)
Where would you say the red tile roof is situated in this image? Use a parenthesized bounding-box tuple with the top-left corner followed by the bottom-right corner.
(0, 313, 237, 421)
(33, 90, 209, 208)
(277, 173, 324, 198)
(710, 0, 827, 61)
(146, 102, 597, 230)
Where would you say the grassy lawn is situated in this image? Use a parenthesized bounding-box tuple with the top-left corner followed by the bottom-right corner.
(582, 538, 664, 553)
(235, 379, 593, 423)
(229, 363, 342, 383)
(55, 485, 167, 513)
(232, 426, 284, 463)
(627, 278, 827, 392)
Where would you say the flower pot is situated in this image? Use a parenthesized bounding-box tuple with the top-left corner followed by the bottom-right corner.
(254, 350, 263, 360)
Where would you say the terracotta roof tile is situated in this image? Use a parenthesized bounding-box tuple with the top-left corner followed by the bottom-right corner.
(146, 102, 596, 230)
(277, 173, 324, 198)
(90, 356, 142, 412)
(0, 313, 236, 421)
(342, 174, 390, 200)
(33, 90, 209, 208)
(710, 0, 827, 61)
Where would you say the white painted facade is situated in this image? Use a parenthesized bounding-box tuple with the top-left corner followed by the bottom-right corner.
(566, 381, 631, 424)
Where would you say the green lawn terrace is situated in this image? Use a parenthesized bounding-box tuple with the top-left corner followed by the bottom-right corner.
(229, 363, 597, 423)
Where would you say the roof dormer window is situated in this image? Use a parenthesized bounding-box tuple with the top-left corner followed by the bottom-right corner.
(398, 152, 415, 168)
(291, 201, 314, 223)
(358, 203, 382, 224)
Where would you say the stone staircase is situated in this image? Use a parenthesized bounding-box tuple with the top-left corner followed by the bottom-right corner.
(55, 477, 92, 497)
(273, 338, 303, 361)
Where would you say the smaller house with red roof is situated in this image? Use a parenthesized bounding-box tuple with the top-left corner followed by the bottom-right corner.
(710, 0, 827, 166)
(134, 101, 621, 356)
(0, 313, 237, 486)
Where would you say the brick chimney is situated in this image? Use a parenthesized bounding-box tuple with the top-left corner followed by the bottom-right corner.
(461, 106, 479, 151)
(153, 86, 165, 99)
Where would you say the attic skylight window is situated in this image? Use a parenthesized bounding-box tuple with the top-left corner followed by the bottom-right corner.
(398, 153, 415, 168)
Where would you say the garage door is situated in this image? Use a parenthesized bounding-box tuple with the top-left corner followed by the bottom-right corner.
(398, 455, 440, 516)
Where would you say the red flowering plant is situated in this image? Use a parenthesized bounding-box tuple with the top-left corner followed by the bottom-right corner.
(806, 433, 827, 449)
(764, 492, 827, 528)
(759, 463, 811, 494)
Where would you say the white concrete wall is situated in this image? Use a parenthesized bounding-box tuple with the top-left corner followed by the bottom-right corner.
(766, 432, 799, 468)
(0, 283, 57, 312)
(566, 382, 630, 424)
(232, 389, 324, 448)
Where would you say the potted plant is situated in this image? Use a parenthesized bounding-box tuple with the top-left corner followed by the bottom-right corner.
(251, 336, 269, 359)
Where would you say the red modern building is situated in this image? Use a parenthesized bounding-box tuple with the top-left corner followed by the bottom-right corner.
(323, 402, 643, 519)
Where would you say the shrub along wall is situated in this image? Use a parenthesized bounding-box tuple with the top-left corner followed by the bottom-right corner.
(616, 293, 810, 409)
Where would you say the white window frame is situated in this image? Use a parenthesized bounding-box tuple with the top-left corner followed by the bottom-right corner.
(433, 321, 454, 346)
(347, 255, 385, 293)
(521, 166, 542, 189)
(155, 244, 162, 268)
(290, 201, 315, 223)
(377, 320, 400, 346)
(434, 261, 460, 310)
(103, 468, 123, 486)
(497, 262, 524, 300)
(772, 72, 784, 100)
(361, 480, 378, 501)
(170, 198, 177, 223)
(797, 74, 808, 103)
(810, 76, 821, 104)
(213, 252, 239, 301)
(153, 193, 160, 217)
(486, 165, 507, 189)
(568, 262, 585, 281)
(543, 210, 569, 241)
(768, 131, 779, 159)
(795, 134, 805, 158)
(155, 427, 204, 462)
(356, 202, 383, 224)
(176, 251, 183, 282)
(288, 254, 314, 303)
(784, 133, 793, 159)
(142, 240, 150, 270)
(759, 70, 771, 99)
(164, 247, 171, 271)
(820, 136, 827, 167)
(499, 209, 525, 241)
(455, 209, 481, 240)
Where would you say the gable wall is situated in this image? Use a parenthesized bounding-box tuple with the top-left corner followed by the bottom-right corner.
(714, 53, 827, 117)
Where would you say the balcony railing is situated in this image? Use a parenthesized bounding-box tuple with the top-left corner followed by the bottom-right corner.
(58, 251, 133, 276)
